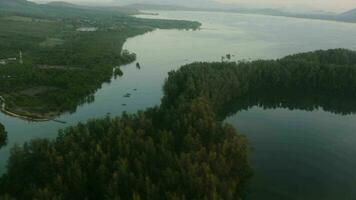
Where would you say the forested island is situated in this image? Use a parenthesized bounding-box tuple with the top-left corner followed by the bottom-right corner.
(1, 49, 356, 199)
(0, 0, 200, 120)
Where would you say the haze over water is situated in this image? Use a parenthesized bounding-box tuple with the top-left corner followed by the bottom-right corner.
(1, 10, 356, 199)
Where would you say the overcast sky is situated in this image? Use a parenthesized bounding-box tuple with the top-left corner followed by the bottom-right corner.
(32, 0, 356, 12)
(217, 0, 356, 11)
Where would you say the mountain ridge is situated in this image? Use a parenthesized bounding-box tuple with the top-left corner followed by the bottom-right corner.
(0, 0, 138, 18)
(338, 8, 356, 22)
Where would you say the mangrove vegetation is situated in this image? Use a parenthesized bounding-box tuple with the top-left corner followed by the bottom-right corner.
(163, 49, 356, 117)
(1, 49, 356, 199)
(0, 0, 200, 119)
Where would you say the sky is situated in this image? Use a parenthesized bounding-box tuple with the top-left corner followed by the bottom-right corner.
(216, 0, 356, 12)
(31, 0, 356, 12)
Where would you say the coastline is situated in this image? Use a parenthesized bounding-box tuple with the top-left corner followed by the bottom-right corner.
(0, 95, 63, 123)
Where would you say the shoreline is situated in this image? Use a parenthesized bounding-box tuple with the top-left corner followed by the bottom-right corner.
(0, 95, 65, 123)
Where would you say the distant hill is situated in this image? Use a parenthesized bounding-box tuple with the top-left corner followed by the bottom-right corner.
(0, 0, 33, 7)
(337, 9, 356, 22)
(0, 0, 138, 18)
(45, 1, 81, 8)
(45, 1, 139, 15)
(126, 3, 194, 11)
(127, 3, 356, 24)
(0, 0, 44, 15)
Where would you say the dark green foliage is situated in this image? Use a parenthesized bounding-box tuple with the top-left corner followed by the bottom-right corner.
(2, 49, 356, 199)
(0, 3, 200, 118)
(3, 49, 356, 199)
(0, 123, 7, 149)
(163, 49, 356, 117)
(0, 98, 251, 200)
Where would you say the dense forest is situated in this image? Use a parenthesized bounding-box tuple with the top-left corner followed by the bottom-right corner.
(0, 1, 200, 119)
(1, 49, 356, 199)
(163, 49, 356, 117)
(0, 99, 251, 200)
(0, 123, 6, 149)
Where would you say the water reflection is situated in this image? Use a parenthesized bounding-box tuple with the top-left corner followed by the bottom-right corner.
(221, 91, 356, 119)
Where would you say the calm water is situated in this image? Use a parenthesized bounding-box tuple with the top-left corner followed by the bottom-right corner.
(1, 11, 356, 199)
(226, 107, 356, 199)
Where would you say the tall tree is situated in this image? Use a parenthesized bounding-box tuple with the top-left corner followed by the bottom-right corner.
(0, 123, 7, 149)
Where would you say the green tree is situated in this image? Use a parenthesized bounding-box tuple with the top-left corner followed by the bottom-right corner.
(0, 123, 7, 149)
(2, 49, 356, 199)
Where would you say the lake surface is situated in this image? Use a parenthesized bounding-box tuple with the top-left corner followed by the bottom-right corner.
(226, 107, 356, 199)
(1, 11, 356, 199)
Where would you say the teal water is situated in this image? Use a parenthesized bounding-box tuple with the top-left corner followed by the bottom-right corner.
(225, 107, 356, 199)
(1, 11, 356, 199)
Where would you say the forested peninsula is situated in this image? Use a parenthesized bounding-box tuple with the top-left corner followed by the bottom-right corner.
(163, 48, 356, 117)
(1, 49, 356, 199)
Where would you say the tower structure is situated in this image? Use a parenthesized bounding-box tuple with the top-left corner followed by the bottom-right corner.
(19, 51, 23, 64)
